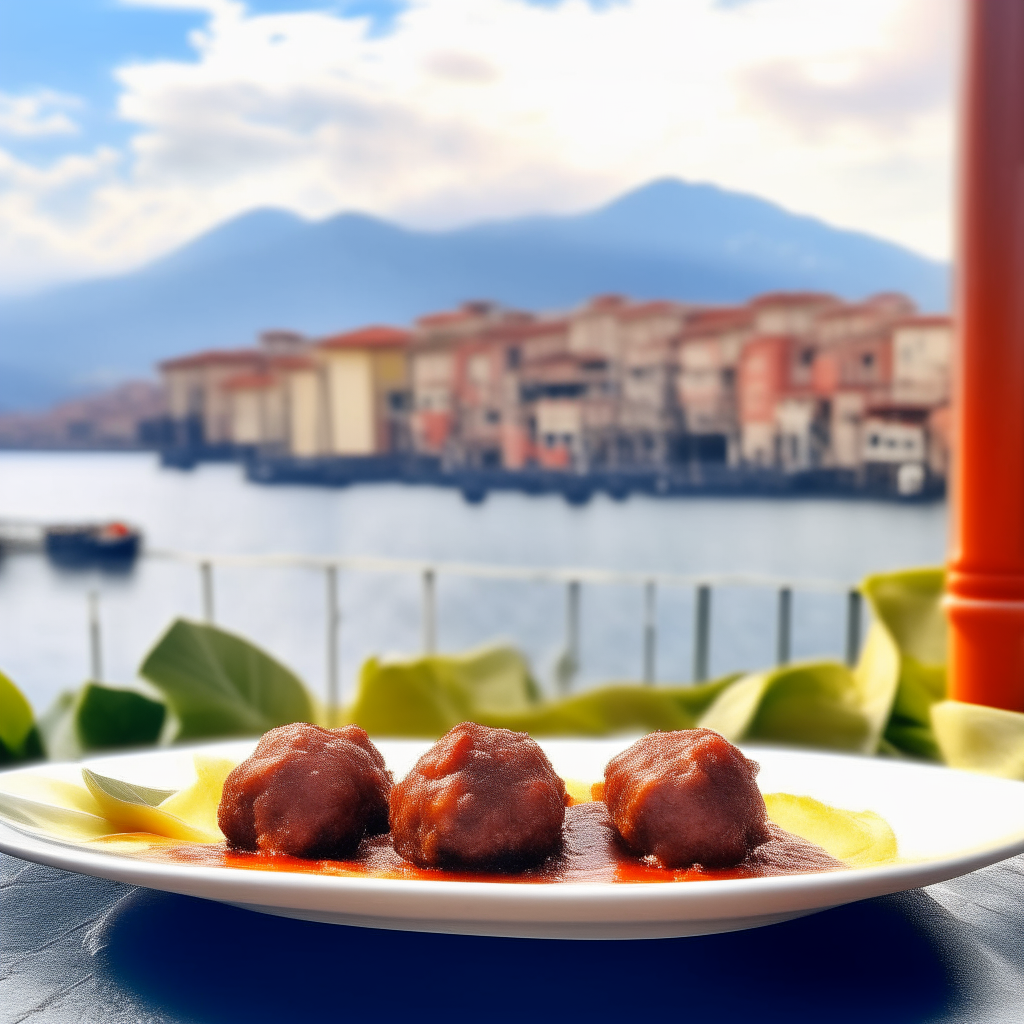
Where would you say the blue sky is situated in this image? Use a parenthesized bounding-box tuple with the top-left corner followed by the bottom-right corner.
(0, 0, 954, 294)
(0, 2, 408, 156)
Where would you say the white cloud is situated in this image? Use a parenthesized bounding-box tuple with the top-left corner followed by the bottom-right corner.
(0, 90, 81, 138)
(0, 0, 956, 295)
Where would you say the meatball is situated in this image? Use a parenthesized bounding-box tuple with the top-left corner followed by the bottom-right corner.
(390, 722, 567, 871)
(218, 722, 392, 859)
(604, 728, 770, 869)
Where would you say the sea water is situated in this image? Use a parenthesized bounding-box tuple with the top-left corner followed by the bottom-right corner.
(0, 451, 947, 715)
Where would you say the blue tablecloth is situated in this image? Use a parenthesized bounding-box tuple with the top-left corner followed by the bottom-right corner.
(2, 849, 1023, 1023)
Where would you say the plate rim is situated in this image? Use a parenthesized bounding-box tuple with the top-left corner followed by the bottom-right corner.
(3, 740, 1024, 936)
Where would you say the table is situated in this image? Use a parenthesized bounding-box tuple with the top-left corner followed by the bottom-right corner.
(2, 851, 1023, 1023)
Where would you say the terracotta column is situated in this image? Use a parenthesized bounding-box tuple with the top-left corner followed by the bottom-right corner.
(946, 0, 1024, 709)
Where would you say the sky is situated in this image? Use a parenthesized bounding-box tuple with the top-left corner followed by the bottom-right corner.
(0, 0, 958, 295)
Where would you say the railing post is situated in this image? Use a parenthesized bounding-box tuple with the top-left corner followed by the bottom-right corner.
(776, 586, 792, 666)
(200, 561, 215, 623)
(558, 579, 581, 693)
(643, 579, 657, 684)
(845, 589, 863, 666)
(422, 568, 437, 655)
(693, 583, 711, 682)
(88, 590, 102, 682)
(326, 565, 340, 724)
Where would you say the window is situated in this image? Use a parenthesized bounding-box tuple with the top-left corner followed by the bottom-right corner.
(506, 347, 521, 369)
(861, 352, 875, 369)
(485, 409, 500, 424)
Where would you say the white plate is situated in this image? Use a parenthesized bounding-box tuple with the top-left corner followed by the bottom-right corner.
(2, 739, 1024, 940)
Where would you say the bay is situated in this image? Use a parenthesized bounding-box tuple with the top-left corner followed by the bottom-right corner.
(0, 452, 947, 717)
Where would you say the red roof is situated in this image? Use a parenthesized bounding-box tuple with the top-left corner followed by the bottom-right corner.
(269, 354, 315, 371)
(584, 294, 629, 311)
(159, 349, 263, 371)
(680, 307, 754, 337)
(814, 303, 877, 322)
(222, 372, 277, 391)
(416, 309, 477, 328)
(748, 291, 839, 309)
(485, 318, 569, 341)
(317, 326, 410, 351)
(619, 300, 688, 320)
(892, 315, 953, 329)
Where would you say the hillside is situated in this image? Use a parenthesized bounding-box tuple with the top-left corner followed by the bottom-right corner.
(0, 178, 949, 410)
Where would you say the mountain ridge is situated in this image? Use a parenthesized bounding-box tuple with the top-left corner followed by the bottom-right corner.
(0, 178, 949, 411)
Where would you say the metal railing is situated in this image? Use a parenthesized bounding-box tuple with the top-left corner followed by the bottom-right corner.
(72, 548, 865, 705)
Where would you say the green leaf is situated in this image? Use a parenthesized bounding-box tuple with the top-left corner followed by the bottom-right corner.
(862, 568, 947, 759)
(77, 683, 166, 750)
(0, 669, 38, 763)
(347, 645, 539, 737)
(863, 567, 947, 663)
(38, 684, 168, 761)
(80, 769, 176, 808)
(931, 700, 1024, 778)
(139, 618, 315, 739)
(489, 676, 739, 736)
(699, 662, 881, 754)
(349, 646, 738, 738)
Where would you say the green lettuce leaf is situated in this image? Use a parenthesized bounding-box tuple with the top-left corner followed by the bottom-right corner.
(139, 618, 315, 739)
(348, 646, 540, 737)
(488, 676, 739, 737)
(0, 669, 42, 764)
(862, 568, 947, 759)
(348, 647, 739, 738)
(39, 683, 168, 761)
(931, 700, 1024, 778)
(699, 663, 879, 753)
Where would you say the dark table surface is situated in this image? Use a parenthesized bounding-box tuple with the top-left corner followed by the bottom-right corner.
(2, 849, 1023, 1024)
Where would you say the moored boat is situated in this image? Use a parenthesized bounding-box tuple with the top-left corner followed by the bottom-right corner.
(44, 521, 142, 568)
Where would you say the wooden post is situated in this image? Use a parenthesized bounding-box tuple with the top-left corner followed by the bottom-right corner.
(946, 0, 1024, 710)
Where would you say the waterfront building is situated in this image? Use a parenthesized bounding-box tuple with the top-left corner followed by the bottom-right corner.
(160, 348, 269, 449)
(314, 326, 411, 457)
(737, 334, 806, 467)
(618, 301, 695, 467)
(409, 302, 530, 462)
(222, 370, 288, 449)
(891, 315, 953, 405)
(676, 307, 754, 466)
(748, 291, 842, 335)
(151, 288, 951, 493)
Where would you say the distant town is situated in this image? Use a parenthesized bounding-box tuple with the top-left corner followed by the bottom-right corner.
(0, 290, 951, 501)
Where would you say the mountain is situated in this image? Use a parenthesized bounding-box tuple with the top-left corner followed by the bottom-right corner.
(0, 178, 949, 411)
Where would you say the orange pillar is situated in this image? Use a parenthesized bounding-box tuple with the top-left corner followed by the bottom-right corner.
(946, 0, 1024, 710)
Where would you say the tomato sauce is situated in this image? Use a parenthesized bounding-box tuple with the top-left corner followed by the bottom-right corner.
(142, 802, 843, 883)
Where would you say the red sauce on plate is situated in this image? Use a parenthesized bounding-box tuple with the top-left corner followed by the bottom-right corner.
(140, 802, 842, 883)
